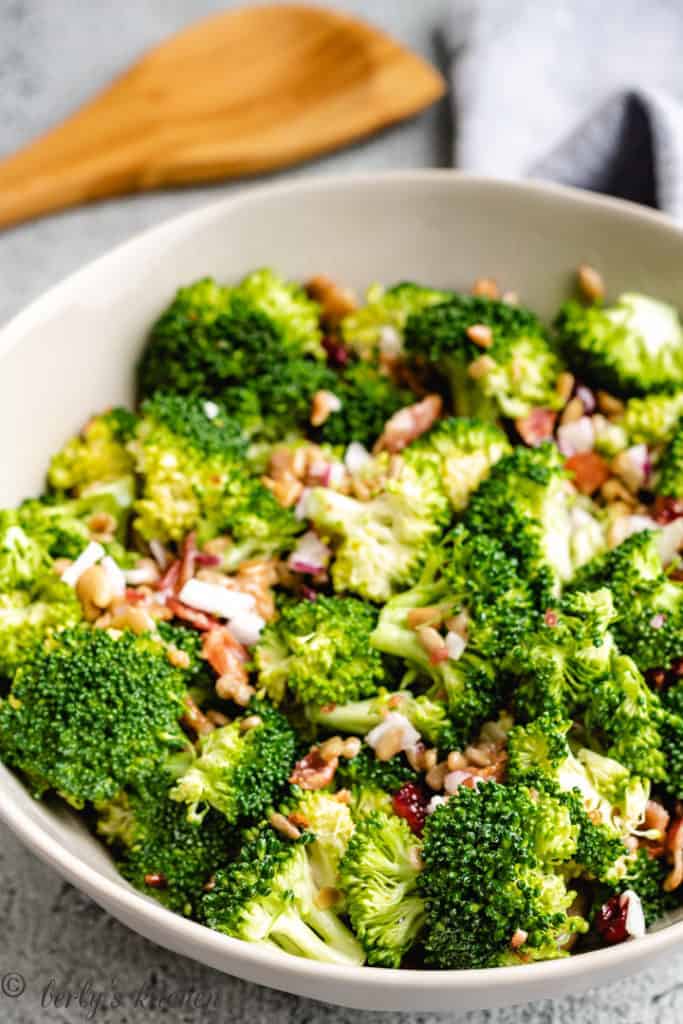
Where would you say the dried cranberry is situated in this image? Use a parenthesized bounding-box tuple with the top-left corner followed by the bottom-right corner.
(393, 782, 430, 836)
(595, 894, 628, 945)
(322, 335, 350, 368)
(654, 496, 683, 524)
(300, 585, 318, 601)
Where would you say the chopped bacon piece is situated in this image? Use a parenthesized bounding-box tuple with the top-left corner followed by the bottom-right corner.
(202, 626, 249, 677)
(178, 531, 198, 589)
(124, 587, 147, 605)
(514, 408, 557, 447)
(373, 394, 443, 454)
(289, 747, 338, 790)
(182, 694, 214, 737)
(166, 596, 218, 632)
(565, 451, 610, 495)
(654, 496, 683, 525)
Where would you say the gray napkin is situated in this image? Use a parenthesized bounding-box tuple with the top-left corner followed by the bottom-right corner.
(443, 0, 683, 220)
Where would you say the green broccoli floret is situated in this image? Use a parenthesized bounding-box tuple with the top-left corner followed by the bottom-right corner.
(0, 628, 189, 807)
(556, 293, 683, 396)
(97, 773, 234, 916)
(339, 811, 425, 967)
(623, 392, 683, 445)
(657, 422, 683, 499)
(16, 492, 135, 565)
(138, 287, 333, 442)
(305, 450, 450, 603)
(307, 690, 460, 753)
(335, 745, 417, 819)
(48, 408, 137, 496)
(510, 588, 618, 722)
(370, 528, 535, 742)
(407, 417, 511, 511)
(202, 824, 364, 965)
(404, 294, 563, 421)
(130, 392, 302, 560)
(572, 530, 683, 673)
(615, 849, 679, 927)
(341, 282, 452, 361)
(507, 715, 649, 884)
(0, 575, 82, 679)
(169, 702, 296, 825)
(659, 683, 683, 800)
(420, 783, 586, 968)
(0, 510, 50, 590)
(280, 789, 355, 892)
(254, 595, 386, 706)
(231, 268, 324, 358)
(464, 443, 595, 603)
(316, 361, 414, 449)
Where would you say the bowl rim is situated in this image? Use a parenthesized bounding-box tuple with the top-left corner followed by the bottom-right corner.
(1, 168, 682, 995)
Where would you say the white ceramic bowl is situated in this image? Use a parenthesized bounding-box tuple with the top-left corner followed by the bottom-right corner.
(1, 171, 682, 1012)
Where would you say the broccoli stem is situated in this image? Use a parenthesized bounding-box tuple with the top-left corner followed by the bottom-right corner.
(308, 698, 383, 735)
(270, 909, 363, 965)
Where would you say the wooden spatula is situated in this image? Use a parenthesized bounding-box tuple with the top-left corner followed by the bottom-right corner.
(0, 4, 444, 229)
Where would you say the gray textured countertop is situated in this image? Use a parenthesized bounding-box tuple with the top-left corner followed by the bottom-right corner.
(0, 2, 681, 1021)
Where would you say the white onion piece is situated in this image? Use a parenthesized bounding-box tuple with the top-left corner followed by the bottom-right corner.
(344, 441, 371, 474)
(228, 611, 266, 647)
(100, 555, 126, 597)
(124, 564, 160, 586)
(178, 579, 255, 619)
(366, 712, 420, 753)
(576, 385, 596, 413)
(288, 531, 330, 574)
(61, 541, 105, 587)
(658, 518, 683, 565)
(294, 487, 312, 521)
(203, 400, 219, 420)
(623, 890, 646, 939)
(445, 630, 466, 661)
(609, 514, 657, 549)
(426, 794, 448, 815)
(557, 416, 594, 457)
(379, 325, 401, 357)
(327, 460, 347, 488)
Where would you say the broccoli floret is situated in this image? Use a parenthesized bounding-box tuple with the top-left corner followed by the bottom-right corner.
(556, 293, 683, 396)
(255, 595, 385, 706)
(0, 628, 189, 807)
(371, 528, 535, 742)
(0, 511, 50, 590)
(341, 282, 452, 361)
(572, 531, 683, 673)
(231, 268, 324, 358)
(508, 715, 649, 884)
(316, 361, 414, 449)
(339, 811, 425, 967)
(0, 575, 82, 679)
(404, 294, 563, 421)
(659, 683, 683, 799)
(623, 392, 683, 445)
(169, 702, 296, 825)
(420, 783, 586, 968)
(97, 773, 234, 916)
(130, 392, 302, 560)
(138, 287, 333, 442)
(280, 789, 355, 892)
(464, 444, 593, 603)
(307, 690, 459, 753)
(48, 408, 137, 496)
(510, 588, 618, 722)
(657, 422, 683, 499)
(335, 745, 417, 819)
(202, 824, 364, 965)
(615, 849, 679, 927)
(408, 417, 511, 511)
(305, 451, 450, 603)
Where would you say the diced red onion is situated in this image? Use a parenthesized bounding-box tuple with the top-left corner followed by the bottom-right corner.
(100, 555, 126, 598)
(287, 531, 330, 575)
(366, 712, 420, 753)
(178, 579, 255, 619)
(195, 552, 222, 567)
(445, 630, 466, 661)
(444, 770, 479, 794)
(344, 442, 372, 475)
(658, 518, 683, 565)
(426, 794, 448, 815)
(651, 613, 666, 630)
(228, 611, 266, 646)
(623, 890, 646, 939)
(149, 539, 172, 570)
(61, 541, 105, 587)
(557, 416, 594, 457)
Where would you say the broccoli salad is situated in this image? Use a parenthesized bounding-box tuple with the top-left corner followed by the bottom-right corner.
(2, 265, 683, 971)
